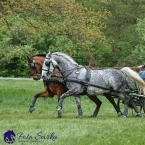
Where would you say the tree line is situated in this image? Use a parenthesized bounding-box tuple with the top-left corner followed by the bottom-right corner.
(0, 0, 145, 77)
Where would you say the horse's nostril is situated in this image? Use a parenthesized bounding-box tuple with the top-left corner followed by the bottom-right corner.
(34, 78, 38, 81)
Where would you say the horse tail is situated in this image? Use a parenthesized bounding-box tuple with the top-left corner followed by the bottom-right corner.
(121, 67, 145, 95)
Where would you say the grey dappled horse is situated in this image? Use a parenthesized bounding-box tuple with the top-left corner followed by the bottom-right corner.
(42, 52, 144, 118)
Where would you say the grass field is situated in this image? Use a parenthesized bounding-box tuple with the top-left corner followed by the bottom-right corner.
(0, 80, 145, 145)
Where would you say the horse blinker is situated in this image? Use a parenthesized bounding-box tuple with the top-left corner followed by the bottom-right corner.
(45, 61, 51, 67)
(31, 63, 36, 69)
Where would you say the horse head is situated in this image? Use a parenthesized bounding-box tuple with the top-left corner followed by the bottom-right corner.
(27, 54, 45, 80)
(42, 51, 79, 80)
(42, 52, 61, 80)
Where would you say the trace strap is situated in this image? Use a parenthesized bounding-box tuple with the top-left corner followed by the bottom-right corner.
(64, 78, 125, 94)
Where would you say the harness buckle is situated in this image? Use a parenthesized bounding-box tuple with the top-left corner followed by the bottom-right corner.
(75, 71, 80, 74)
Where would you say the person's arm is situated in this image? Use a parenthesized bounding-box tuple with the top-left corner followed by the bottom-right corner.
(137, 64, 145, 69)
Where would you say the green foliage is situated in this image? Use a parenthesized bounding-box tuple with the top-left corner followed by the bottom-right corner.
(92, 43, 112, 67)
(0, 0, 111, 77)
(1, 0, 145, 77)
(0, 57, 30, 77)
(80, 0, 145, 66)
(116, 18, 145, 66)
(0, 34, 34, 77)
(0, 0, 109, 52)
(100, 0, 145, 66)
(32, 33, 54, 53)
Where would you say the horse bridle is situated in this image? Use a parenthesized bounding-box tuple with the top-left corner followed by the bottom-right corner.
(28, 58, 42, 77)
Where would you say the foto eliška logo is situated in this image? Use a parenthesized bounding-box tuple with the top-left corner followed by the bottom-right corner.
(3, 130, 58, 144)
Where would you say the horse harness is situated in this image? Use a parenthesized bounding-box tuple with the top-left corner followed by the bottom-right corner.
(45, 66, 125, 95)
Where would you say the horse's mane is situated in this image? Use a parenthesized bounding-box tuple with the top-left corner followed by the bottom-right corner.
(52, 52, 78, 65)
(31, 54, 46, 58)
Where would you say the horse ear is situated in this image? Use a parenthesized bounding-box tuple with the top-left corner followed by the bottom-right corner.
(48, 51, 52, 57)
(56, 64, 60, 71)
(26, 56, 31, 62)
(26, 56, 30, 60)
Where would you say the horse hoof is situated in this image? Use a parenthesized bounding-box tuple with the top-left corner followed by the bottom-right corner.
(76, 116, 83, 119)
(120, 115, 127, 118)
(56, 116, 62, 119)
(29, 107, 35, 113)
(89, 115, 96, 118)
(135, 113, 142, 118)
(118, 112, 122, 117)
(58, 109, 63, 117)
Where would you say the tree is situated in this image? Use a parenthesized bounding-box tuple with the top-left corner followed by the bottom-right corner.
(0, 0, 110, 64)
(100, 0, 145, 66)
(79, 0, 145, 66)
(123, 18, 145, 66)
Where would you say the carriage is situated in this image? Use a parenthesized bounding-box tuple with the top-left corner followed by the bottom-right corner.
(27, 52, 145, 118)
(117, 73, 145, 115)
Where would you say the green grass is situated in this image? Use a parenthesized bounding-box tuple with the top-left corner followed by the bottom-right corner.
(0, 80, 145, 145)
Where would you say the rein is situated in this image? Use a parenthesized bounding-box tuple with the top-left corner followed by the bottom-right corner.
(50, 66, 139, 75)
(50, 65, 131, 75)
(64, 78, 125, 94)
(50, 66, 100, 75)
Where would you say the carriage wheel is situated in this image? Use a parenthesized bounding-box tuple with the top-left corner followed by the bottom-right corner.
(117, 96, 143, 115)
(142, 98, 145, 113)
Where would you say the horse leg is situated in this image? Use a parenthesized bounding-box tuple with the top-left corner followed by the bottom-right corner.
(87, 95, 102, 117)
(29, 91, 49, 113)
(130, 100, 142, 117)
(120, 94, 142, 118)
(55, 87, 68, 118)
(57, 88, 78, 117)
(121, 95, 131, 118)
(55, 95, 63, 119)
(74, 95, 83, 118)
(104, 93, 122, 117)
(29, 94, 38, 113)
